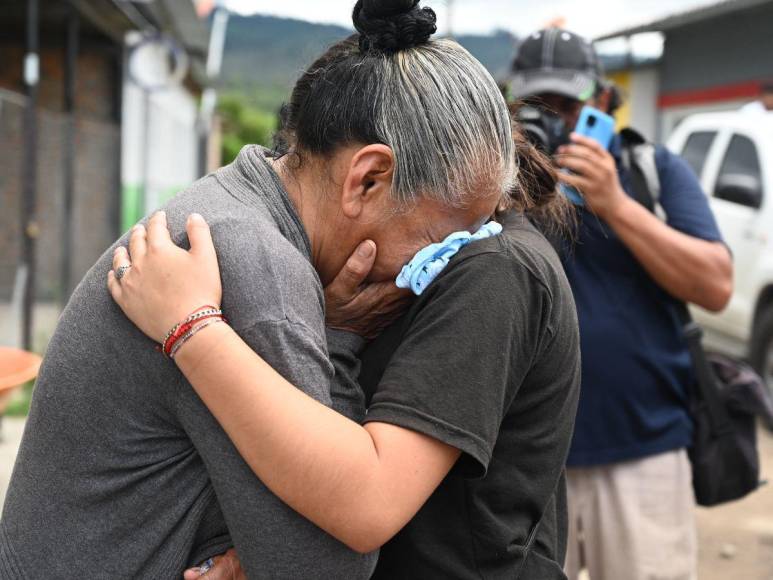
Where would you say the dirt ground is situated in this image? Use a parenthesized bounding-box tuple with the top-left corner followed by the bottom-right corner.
(695, 425, 773, 580)
(0, 417, 772, 578)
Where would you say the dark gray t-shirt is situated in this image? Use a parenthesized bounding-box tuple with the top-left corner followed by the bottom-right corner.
(359, 212, 581, 579)
(0, 146, 376, 579)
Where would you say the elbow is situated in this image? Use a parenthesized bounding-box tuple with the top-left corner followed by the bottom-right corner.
(707, 280, 733, 312)
(693, 276, 732, 313)
(336, 508, 404, 554)
(342, 521, 397, 555)
(347, 537, 384, 555)
(695, 246, 734, 313)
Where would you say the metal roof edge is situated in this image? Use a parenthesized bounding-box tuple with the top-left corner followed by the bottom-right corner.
(594, 0, 773, 41)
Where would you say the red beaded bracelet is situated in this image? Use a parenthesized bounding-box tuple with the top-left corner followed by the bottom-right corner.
(161, 306, 225, 357)
(162, 305, 219, 346)
(169, 318, 227, 359)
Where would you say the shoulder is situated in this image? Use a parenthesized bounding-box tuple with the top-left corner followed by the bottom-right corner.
(163, 185, 322, 330)
(653, 144, 702, 189)
(421, 214, 575, 341)
(214, 215, 322, 329)
(617, 129, 697, 189)
(650, 145, 723, 241)
(443, 214, 568, 304)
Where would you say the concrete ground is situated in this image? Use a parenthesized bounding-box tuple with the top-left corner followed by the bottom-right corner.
(0, 417, 771, 578)
(0, 417, 26, 508)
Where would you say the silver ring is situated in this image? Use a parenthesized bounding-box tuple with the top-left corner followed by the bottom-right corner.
(199, 558, 215, 575)
(115, 265, 132, 281)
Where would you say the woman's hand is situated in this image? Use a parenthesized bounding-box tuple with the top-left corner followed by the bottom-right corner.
(108, 211, 222, 343)
(324, 240, 412, 340)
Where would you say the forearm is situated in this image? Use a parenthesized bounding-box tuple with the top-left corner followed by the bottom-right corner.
(175, 323, 452, 552)
(603, 196, 732, 311)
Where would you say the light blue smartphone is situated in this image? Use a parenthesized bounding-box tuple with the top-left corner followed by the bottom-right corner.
(561, 106, 616, 206)
(574, 105, 615, 149)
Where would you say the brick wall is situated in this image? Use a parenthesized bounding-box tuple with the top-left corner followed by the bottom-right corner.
(0, 38, 121, 302)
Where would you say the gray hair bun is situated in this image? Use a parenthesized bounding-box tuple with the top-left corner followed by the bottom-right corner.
(352, 0, 437, 54)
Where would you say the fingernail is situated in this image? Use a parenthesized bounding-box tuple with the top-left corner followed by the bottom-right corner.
(357, 241, 374, 258)
(189, 213, 204, 224)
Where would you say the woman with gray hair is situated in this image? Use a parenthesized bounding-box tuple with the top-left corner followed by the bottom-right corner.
(0, 0, 527, 578)
(109, 2, 580, 579)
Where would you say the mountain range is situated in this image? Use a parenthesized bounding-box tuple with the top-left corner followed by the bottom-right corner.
(221, 14, 518, 111)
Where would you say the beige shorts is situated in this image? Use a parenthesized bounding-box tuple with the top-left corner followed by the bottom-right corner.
(564, 448, 697, 580)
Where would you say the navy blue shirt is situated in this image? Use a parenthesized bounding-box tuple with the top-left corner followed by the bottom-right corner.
(563, 136, 724, 467)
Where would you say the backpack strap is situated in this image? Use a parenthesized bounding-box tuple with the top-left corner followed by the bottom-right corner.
(677, 303, 734, 436)
(619, 127, 666, 220)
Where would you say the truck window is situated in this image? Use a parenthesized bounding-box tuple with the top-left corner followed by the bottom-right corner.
(717, 135, 761, 181)
(714, 134, 763, 209)
(680, 131, 716, 178)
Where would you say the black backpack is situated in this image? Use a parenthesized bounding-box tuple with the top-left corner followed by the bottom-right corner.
(619, 128, 764, 506)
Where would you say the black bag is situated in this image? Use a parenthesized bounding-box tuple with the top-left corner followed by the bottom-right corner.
(621, 130, 763, 506)
(677, 305, 760, 506)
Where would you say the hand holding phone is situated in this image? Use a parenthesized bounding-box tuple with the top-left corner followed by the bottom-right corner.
(560, 105, 616, 206)
(574, 106, 615, 149)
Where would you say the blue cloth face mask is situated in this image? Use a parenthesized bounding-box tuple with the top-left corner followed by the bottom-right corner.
(395, 221, 503, 295)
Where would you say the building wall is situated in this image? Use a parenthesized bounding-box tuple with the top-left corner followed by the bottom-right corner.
(0, 39, 121, 303)
(656, 4, 773, 140)
(606, 3, 773, 143)
(121, 35, 200, 232)
(660, 3, 773, 95)
(608, 66, 660, 142)
(629, 67, 660, 141)
(0, 39, 119, 120)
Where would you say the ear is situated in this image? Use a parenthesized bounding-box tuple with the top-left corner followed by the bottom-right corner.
(339, 144, 395, 220)
(593, 87, 613, 115)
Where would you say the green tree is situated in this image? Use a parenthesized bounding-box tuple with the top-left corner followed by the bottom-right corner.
(218, 94, 278, 164)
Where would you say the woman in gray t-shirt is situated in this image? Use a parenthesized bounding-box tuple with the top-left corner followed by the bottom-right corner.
(0, 1, 521, 578)
(108, 3, 581, 579)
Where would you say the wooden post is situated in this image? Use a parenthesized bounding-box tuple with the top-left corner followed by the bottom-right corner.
(62, 4, 79, 303)
(21, 0, 40, 351)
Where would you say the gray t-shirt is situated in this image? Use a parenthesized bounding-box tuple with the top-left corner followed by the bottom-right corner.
(0, 146, 377, 579)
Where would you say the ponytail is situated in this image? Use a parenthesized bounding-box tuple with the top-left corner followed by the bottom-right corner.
(501, 120, 575, 239)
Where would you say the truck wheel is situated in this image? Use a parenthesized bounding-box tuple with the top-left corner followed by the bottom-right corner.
(750, 307, 773, 431)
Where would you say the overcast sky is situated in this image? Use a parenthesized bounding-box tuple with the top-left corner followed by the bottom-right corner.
(222, 0, 718, 38)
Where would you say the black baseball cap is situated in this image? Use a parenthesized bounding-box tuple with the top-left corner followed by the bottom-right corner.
(509, 28, 603, 101)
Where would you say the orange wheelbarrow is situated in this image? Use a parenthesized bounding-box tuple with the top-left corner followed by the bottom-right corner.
(0, 348, 42, 433)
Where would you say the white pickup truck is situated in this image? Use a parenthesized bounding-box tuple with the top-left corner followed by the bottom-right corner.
(667, 111, 773, 394)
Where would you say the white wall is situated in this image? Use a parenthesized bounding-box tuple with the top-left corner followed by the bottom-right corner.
(121, 34, 200, 230)
(628, 67, 660, 142)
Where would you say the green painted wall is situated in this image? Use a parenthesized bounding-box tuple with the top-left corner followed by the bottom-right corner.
(121, 185, 186, 232)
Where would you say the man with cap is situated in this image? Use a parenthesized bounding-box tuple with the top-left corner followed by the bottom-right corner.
(509, 28, 733, 580)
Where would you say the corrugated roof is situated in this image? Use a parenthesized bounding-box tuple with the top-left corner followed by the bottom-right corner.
(0, 0, 212, 88)
(595, 0, 773, 40)
(70, 0, 137, 42)
(142, 0, 210, 57)
(69, 0, 209, 58)
(75, 0, 211, 87)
